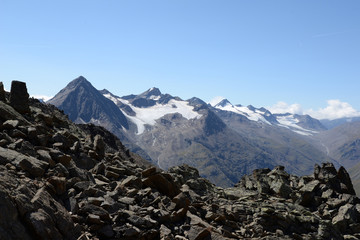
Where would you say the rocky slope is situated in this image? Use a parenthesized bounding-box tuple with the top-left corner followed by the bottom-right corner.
(1, 80, 360, 239)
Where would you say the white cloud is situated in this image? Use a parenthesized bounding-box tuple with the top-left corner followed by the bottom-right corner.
(31, 95, 53, 102)
(269, 99, 360, 120)
(305, 99, 360, 120)
(208, 96, 226, 107)
(268, 101, 303, 115)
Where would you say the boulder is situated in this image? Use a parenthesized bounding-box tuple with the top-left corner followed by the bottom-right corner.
(0, 185, 32, 240)
(18, 156, 49, 177)
(27, 208, 63, 240)
(142, 173, 180, 198)
(93, 134, 105, 157)
(0, 101, 29, 124)
(337, 166, 356, 195)
(9, 80, 30, 114)
(2, 119, 20, 129)
(332, 203, 359, 233)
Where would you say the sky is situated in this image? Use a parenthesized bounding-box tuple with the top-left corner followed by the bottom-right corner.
(1, 0, 360, 120)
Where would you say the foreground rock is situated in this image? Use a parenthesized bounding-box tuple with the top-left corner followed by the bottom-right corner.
(0, 80, 359, 239)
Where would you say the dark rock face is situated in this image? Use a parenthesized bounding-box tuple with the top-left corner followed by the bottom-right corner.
(1, 81, 360, 239)
(0, 82, 5, 101)
(10, 80, 30, 114)
(47, 76, 129, 130)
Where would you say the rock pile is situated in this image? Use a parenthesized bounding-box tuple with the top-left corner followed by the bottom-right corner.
(0, 81, 359, 240)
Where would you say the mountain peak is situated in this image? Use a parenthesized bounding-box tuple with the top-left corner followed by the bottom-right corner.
(215, 99, 232, 108)
(141, 87, 161, 97)
(66, 76, 92, 89)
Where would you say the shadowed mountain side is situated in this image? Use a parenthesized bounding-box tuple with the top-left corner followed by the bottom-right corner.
(48, 76, 129, 130)
(48, 76, 152, 162)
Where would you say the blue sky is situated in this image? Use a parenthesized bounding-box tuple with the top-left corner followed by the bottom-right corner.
(1, 1, 359, 119)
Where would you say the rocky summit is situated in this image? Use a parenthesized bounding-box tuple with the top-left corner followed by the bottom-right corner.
(0, 81, 360, 240)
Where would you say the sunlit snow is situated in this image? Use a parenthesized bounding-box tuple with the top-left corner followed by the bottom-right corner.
(216, 102, 272, 125)
(276, 115, 318, 136)
(149, 95, 161, 100)
(103, 94, 121, 105)
(104, 94, 202, 134)
(214, 101, 318, 136)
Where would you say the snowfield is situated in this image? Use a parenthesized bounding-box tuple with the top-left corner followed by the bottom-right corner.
(104, 94, 202, 134)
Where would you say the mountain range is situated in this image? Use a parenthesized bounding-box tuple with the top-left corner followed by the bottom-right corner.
(2, 80, 359, 239)
(48, 76, 360, 189)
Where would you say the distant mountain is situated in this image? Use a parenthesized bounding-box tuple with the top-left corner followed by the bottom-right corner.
(314, 121, 360, 169)
(50, 76, 358, 187)
(210, 98, 326, 135)
(349, 162, 360, 196)
(321, 117, 360, 129)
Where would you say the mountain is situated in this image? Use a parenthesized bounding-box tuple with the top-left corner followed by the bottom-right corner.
(321, 116, 360, 129)
(1, 80, 359, 239)
(49, 76, 337, 187)
(47, 76, 152, 162)
(210, 98, 326, 135)
(349, 162, 360, 197)
(314, 121, 360, 169)
(48, 76, 129, 130)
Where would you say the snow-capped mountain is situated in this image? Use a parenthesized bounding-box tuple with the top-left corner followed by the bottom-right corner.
(210, 98, 326, 136)
(50, 76, 360, 188)
(102, 88, 202, 135)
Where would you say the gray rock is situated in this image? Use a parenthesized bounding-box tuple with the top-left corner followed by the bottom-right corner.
(0, 185, 32, 240)
(337, 166, 356, 195)
(28, 208, 63, 240)
(0, 101, 29, 124)
(123, 225, 140, 238)
(18, 156, 48, 177)
(142, 172, 180, 198)
(160, 224, 173, 240)
(332, 203, 359, 232)
(119, 175, 142, 189)
(93, 134, 105, 157)
(2, 119, 20, 129)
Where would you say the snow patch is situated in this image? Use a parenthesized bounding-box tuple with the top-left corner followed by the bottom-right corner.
(216, 104, 272, 125)
(149, 95, 161, 100)
(209, 96, 226, 107)
(103, 93, 121, 104)
(104, 93, 202, 135)
(276, 114, 318, 136)
(128, 99, 201, 134)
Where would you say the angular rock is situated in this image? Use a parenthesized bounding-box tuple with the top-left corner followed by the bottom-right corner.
(27, 208, 63, 240)
(143, 173, 180, 198)
(332, 204, 359, 232)
(160, 224, 173, 240)
(94, 134, 105, 157)
(0, 101, 29, 125)
(2, 119, 20, 129)
(18, 155, 49, 177)
(337, 166, 356, 195)
(0, 185, 32, 240)
(48, 176, 67, 195)
(119, 175, 142, 189)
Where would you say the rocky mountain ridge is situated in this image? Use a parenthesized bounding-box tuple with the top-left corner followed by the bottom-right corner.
(1, 80, 360, 239)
